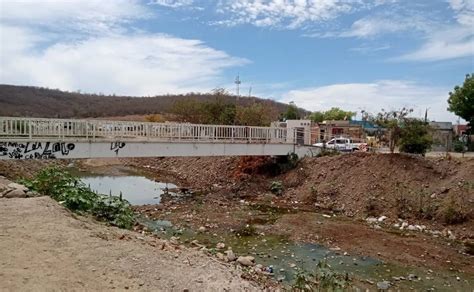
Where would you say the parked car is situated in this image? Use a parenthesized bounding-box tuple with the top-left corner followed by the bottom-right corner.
(313, 137, 367, 152)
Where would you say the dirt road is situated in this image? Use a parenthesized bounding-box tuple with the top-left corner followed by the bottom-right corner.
(0, 197, 258, 291)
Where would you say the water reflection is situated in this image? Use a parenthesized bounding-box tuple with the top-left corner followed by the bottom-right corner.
(80, 175, 176, 205)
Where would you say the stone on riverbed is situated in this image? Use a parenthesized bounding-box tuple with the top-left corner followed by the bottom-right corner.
(237, 256, 255, 266)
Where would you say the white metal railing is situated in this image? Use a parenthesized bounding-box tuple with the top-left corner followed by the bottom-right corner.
(0, 117, 293, 144)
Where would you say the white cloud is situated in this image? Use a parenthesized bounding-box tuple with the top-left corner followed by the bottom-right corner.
(340, 15, 430, 38)
(395, 26, 474, 61)
(349, 44, 391, 53)
(0, 31, 248, 96)
(302, 1, 473, 62)
(0, 0, 149, 34)
(0, 0, 248, 95)
(151, 0, 194, 8)
(394, 0, 474, 62)
(215, 0, 391, 29)
(280, 80, 460, 122)
(448, 0, 474, 26)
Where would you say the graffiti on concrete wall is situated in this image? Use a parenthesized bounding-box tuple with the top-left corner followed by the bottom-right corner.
(0, 142, 76, 159)
(110, 142, 126, 155)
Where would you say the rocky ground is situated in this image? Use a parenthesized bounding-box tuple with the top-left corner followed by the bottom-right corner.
(0, 195, 260, 291)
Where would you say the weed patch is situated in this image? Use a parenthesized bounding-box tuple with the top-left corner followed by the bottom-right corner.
(21, 167, 135, 229)
(291, 259, 350, 291)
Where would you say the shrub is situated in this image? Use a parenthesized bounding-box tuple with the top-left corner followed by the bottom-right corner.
(21, 167, 135, 229)
(439, 199, 468, 224)
(270, 181, 283, 195)
(399, 119, 432, 154)
(453, 140, 466, 153)
(437, 186, 470, 225)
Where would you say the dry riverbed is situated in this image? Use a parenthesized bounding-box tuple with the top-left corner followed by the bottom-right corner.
(0, 154, 473, 290)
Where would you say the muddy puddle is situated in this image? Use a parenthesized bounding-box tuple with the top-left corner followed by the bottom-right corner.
(68, 166, 177, 205)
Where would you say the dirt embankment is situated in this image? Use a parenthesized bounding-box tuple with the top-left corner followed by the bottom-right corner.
(282, 154, 473, 219)
(0, 197, 258, 291)
(126, 154, 474, 239)
(0, 159, 67, 180)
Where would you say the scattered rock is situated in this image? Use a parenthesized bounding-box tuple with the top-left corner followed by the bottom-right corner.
(169, 236, 179, 245)
(400, 222, 408, 230)
(4, 189, 27, 198)
(366, 217, 378, 224)
(216, 252, 225, 261)
(190, 240, 202, 247)
(198, 226, 206, 233)
(7, 182, 28, 192)
(376, 281, 390, 290)
(237, 256, 255, 266)
(224, 250, 236, 261)
(25, 191, 38, 197)
(216, 242, 225, 249)
(378, 216, 387, 222)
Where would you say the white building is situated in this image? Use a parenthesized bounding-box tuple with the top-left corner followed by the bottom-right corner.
(272, 119, 312, 145)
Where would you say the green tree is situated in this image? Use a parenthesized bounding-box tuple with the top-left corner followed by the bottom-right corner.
(309, 107, 356, 123)
(283, 102, 299, 120)
(448, 73, 474, 129)
(399, 119, 432, 154)
(448, 74, 474, 151)
(309, 111, 325, 123)
(363, 108, 413, 153)
(323, 107, 356, 121)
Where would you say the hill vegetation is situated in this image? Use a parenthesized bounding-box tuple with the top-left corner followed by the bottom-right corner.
(0, 85, 306, 124)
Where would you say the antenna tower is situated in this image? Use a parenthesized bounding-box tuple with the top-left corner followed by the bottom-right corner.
(235, 74, 241, 96)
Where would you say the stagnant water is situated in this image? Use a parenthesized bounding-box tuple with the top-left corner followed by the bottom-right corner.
(70, 168, 176, 205)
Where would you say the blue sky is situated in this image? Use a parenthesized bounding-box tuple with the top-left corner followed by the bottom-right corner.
(0, 0, 473, 122)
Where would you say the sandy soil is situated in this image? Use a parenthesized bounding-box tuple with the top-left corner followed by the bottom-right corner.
(0, 197, 259, 292)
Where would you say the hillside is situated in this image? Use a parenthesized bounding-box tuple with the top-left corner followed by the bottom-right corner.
(0, 84, 302, 119)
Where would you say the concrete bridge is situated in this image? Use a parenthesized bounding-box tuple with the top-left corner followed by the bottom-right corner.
(0, 117, 319, 159)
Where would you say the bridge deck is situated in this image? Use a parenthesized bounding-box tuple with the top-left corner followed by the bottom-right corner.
(0, 117, 319, 159)
(0, 117, 290, 143)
